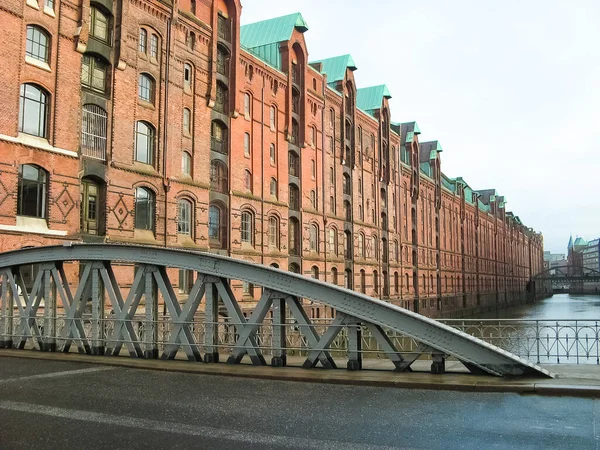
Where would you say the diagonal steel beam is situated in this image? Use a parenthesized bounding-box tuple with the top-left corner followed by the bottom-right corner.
(303, 313, 349, 368)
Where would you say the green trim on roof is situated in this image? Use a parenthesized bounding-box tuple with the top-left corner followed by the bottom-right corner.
(243, 43, 282, 70)
(309, 54, 356, 83)
(356, 85, 392, 112)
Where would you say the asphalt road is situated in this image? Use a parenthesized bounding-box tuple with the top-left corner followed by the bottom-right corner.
(0, 357, 598, 450)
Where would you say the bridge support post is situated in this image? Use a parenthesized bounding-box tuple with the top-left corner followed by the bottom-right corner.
(431, 352, 446, 374)
(90, 263, 105, 356)
(41, 264, 56, 352)
(346, 317, 362, 371)
(0, 270, 14, 349)
(143, 266, 159, 359)
(204, 280, 219, 363)
(271, 297, 287, 367)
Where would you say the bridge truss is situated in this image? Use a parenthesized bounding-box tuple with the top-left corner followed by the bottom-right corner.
(0, 244, 551, 378)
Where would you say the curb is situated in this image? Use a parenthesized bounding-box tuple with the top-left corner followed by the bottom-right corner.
(1, 349, 598, 398)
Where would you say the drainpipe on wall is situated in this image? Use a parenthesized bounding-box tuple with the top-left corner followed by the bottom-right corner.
(260, 76, 265, 266)
(162, 18, 172, 248)
(321, 76, 327, 283)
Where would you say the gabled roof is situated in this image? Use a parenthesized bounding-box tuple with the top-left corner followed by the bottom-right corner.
(398, 121, 421, 144)
(240, 13, 308, 70)
(574, 237, 588, 247)
(356, 85, 392, 113)
(241, 13, 308, 48)
(419, 141, 443, 162)
(309, 54, 357, 84)
(475, 189, 498, 205)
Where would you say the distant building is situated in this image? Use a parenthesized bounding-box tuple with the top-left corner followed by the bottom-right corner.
(583, 239, 600, 272)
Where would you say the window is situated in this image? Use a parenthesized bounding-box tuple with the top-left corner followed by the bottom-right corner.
(182, 152, 192, 176)
(329, 228, 337, 255)
(134, 187, 155, 231)
(270, 178, 277, 198)
(373, 270, 379, 293)
(329, 109, 335, 129)
(289, 184, 299, 210)
(90, 7, 109, 43)
(26, 26, 50, 63)
(242, 281, 254, 296)
(360, 270, 366, 293)
(309, 224, 319, 252)
(81, 55, 107, 93)
(216, 45, 229, 76)
(81, 104, 107, 160)
(286, 218, 300, 257)
(17, 164, 47, 218)
(310, 190, 317, 210)
(268, 216, 279, 248)
(215, 82, 228, 113)
(187, 32, 195, 50)
(149, 34, 158, 59)
(270, 106, 276, 129)
(138, 28, 147, 53)
(310, 127, 316, 145)
(19, 84, 48, 138)
(241, 210, 254, 244)
(178, 269, 194, 294)
(183, 108, 191, 135)
(345, 269, 352, 289)
(138, 74, 154, 103)
(45, 0, 54, 10)
(244, 133, 251, 157)
(311, 266, 319, 280)
(288, 151, 299, 177)
(343, 174, 351, 195)
(344, 200, 351, 221)
(210, 160, 228, 193)
(244, 93, 251, 118)
(135, 121, 155, 165)
(183, 63, 193, 90)
(269, 143, 276, 165)
(331, 267, 338, 286)
(373, 235, 379, 260)
(329, 196, 335, 213)
(291, 119, 299, 145)
(344, 230, 352, 259)
(244, 170, 252, 192)
(311, 159, 316, 178)
(208, 204, 225, 246)
(358, 233, 364, 258)
(177, 199, 193, 236)
(211, 121, 227, 154)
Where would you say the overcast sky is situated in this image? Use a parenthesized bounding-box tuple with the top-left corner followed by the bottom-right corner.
(240, 0, 600, 254)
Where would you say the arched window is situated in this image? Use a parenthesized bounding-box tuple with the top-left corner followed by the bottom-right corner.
(240, 210, 254, 245)
(358, 232, 365, 258)
(244, 132, 251, 157)
(373, 270, 379, 293)
(329, 228, 337, 255)
(216, 44, 230, 76)
(310, 190, 317, 210)
(17, 164, 47, 219)
(181, 151, 192, 176)
(138, 74, 154, 103)
(269, 143, 276, 165)
(331, 267, 338, 286)
(244, 93, 251, 118)
(289, 262, 300, 273)
(289, 184, 299, 210)
(183, 63, 193, 90)
(406, 273, 410, 291)
(394, 272, 399, 294)
(288, 151, 299, 176)
(373, 235, 379, 260)
(81, 55, 108, 93)
(311, 266, 319, 280)
(269, 105, 276, 129)
(394, 240, 400, 263)
(138, 28, 147, 53)
(210, 160, 228, 193)
(187, 31, 195, 50)
(149, 34, 159, 59)
(211, 121, 227, 154)
(81, 104, 107, 159)
(26, 26, 50, 63)
(309, 223, 319, 252)
(134, 187, 155, 231)
(345, 269, 352, 289)
(244, 170, 252, 192)
(382, 238, 388, 263)
(208, 203, 226, 247)
(289, 217, 300, 255)
(329, 108, 335, 129)
(183, 108, 191, 135)
(177, 198, 193, 236)
(268, 216, 279, 248)
(360, 269, 366, 293)
(90, 7, 110, 43)
(270, 177, 278, 198)
(343, 173, 351, 194)
(19, 84, 49, 138)
(344, 230, 352, 259)
(135, 121, 155, 164)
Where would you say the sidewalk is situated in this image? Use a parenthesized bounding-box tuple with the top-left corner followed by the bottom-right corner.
(1, 348, 600, 398)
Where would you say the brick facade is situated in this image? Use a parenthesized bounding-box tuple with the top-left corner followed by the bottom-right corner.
(0, 0, 549, 317)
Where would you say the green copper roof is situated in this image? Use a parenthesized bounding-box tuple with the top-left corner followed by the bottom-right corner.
(356, 85, 392, 112)
(399, 122, 420, 144)
(574, 237, 588, 247)
(240, 13, 308, 70)
(310, 54, 357, 83)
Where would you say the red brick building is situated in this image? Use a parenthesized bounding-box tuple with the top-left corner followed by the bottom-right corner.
(0, 0, 548, 317)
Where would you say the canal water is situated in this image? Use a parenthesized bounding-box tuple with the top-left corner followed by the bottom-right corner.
(472, 293, 600, 320)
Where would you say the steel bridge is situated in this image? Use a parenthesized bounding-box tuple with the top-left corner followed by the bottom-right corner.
(0, 244, 551, 378)
(533, 266, 600, 289)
